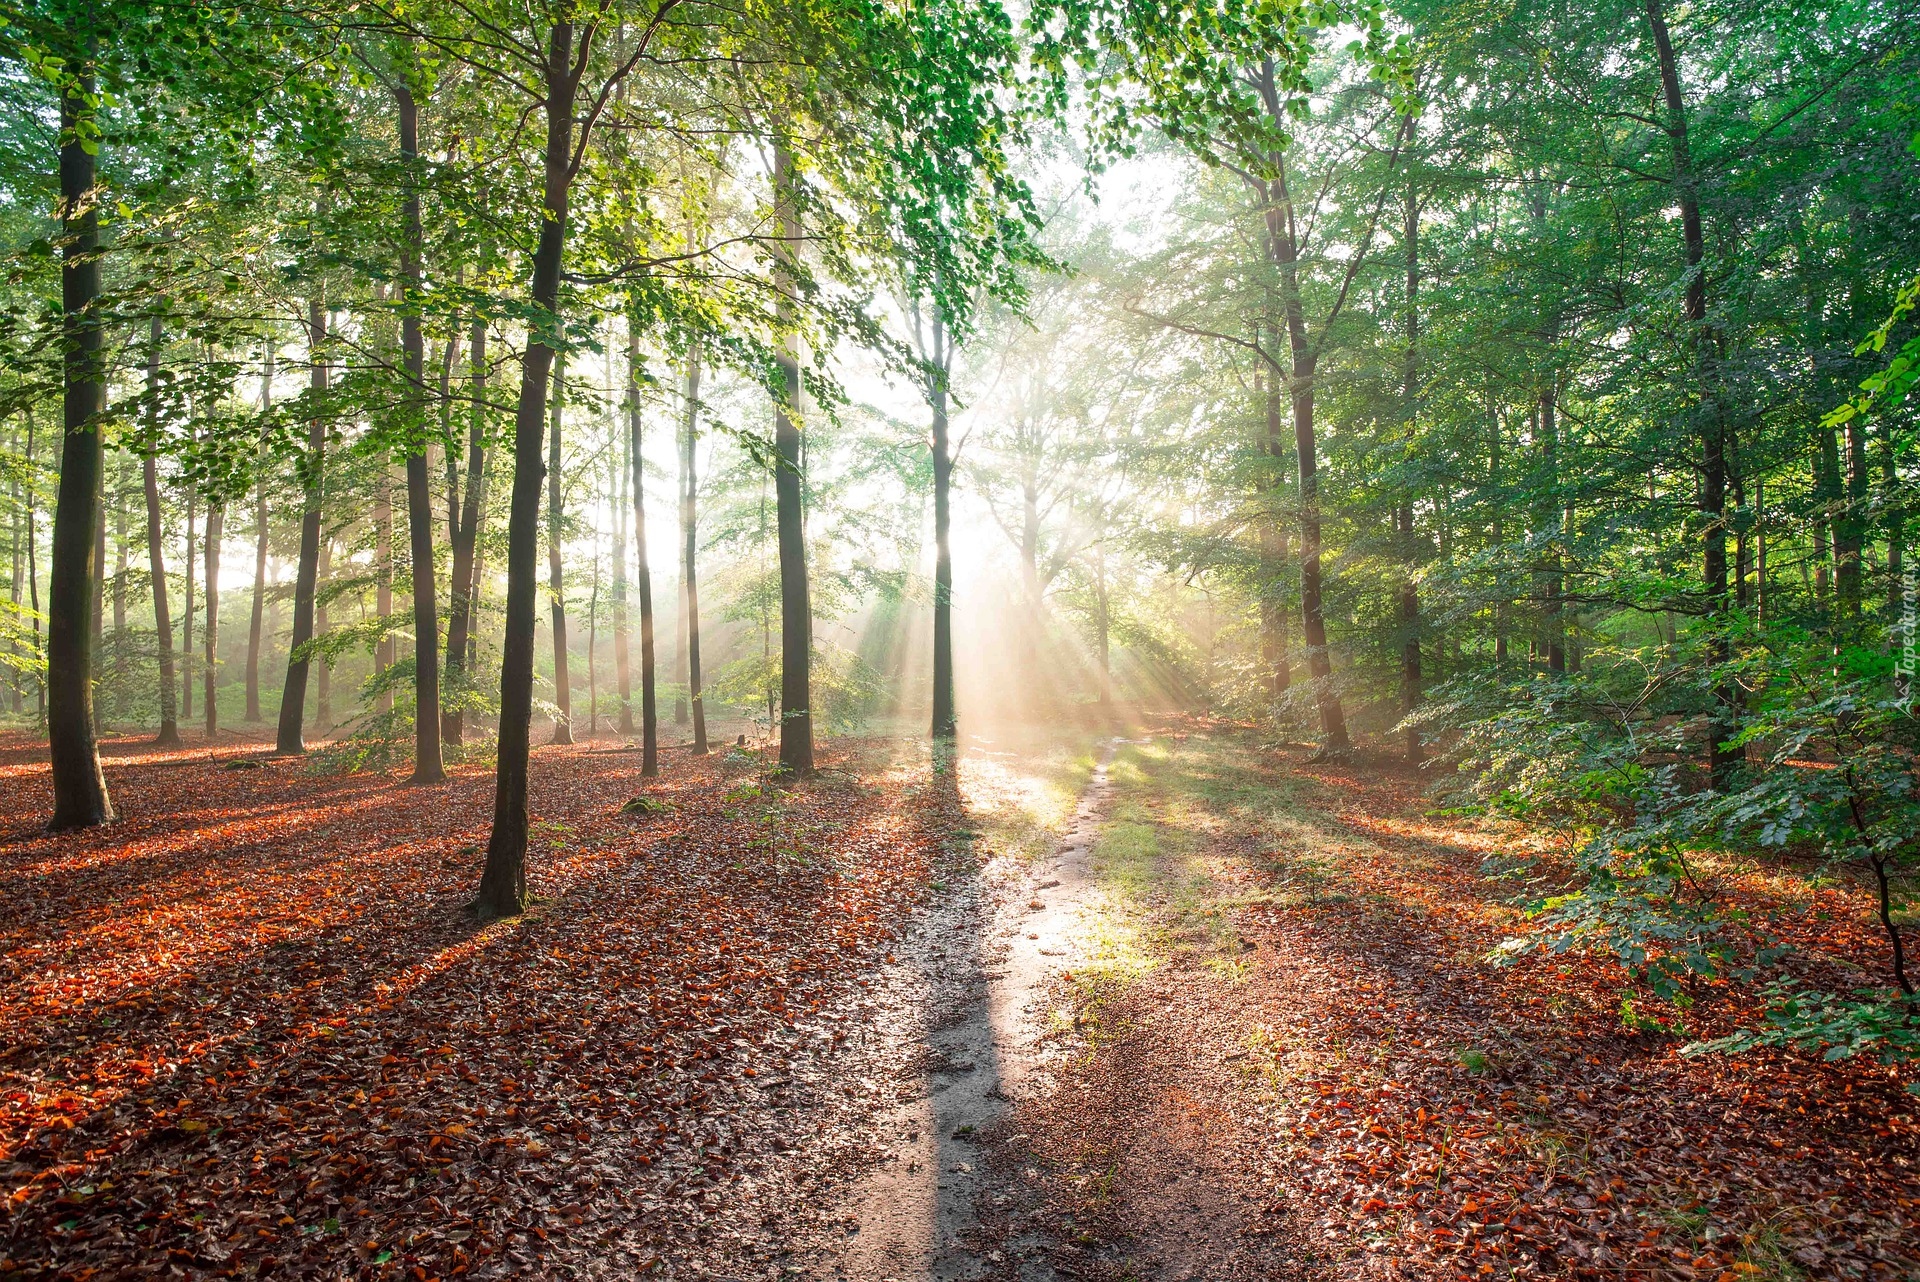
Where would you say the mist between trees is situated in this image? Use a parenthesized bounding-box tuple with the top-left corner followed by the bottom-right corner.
(3, 0, 1918, 1062)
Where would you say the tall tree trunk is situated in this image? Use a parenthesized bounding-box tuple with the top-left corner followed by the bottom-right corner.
(546, 355, 573, 743)
(478, 17, 578, 919)
(772, 142, 813, 774)
(274, 294, 327, 755)
(143, 319, 181, 747)
(181, 486, 194, 722)
(398, 80, 445, 785)
(1647, 0, 1735, 789)
(10, 430, 22, 716)
(1261, 347, 1291, 697)
(611, 369, 632, 735)
(47, 75, 113, 828)
(1542, 379, 1564, 673)
(1265, 151, 1348, 753)
(679, 343, 707, 754)
(246, 347, 271, 722)
(111, 458, 126, 636)
(202, 501, 221, 736)
(315, 536, 332, 729)
(443, 317, 487, 746)
(630, 323, 659, 774)
(375, 467, 393, 713)
(1399, 184, 1423, 765)
(27, 410, 42, 721)
(929, 309, 956, 739)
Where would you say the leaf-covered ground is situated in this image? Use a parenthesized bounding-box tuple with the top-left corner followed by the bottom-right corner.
(0, 732, 949, 1278)
(989, 728, 1920, 1281)
(3, 725, 1916, 1281)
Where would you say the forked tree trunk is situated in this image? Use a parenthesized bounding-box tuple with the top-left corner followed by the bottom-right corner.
(398, 80, 445, 785)
(47, 77, 113, 828)
(929, 309, 956, 739)
(144, 319, 181, 748)
(680, 344, 707, 754)
(274, 294, 327, 755)
(477, 17, 579, 919)
(772, 143, 813, 775)
(629, 324, 659, 774)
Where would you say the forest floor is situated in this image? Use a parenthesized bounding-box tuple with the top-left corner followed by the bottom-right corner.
(0, 722, 1915, 1281)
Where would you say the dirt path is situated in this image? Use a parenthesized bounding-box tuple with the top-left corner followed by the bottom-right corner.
(818, 740, 1119, 1280)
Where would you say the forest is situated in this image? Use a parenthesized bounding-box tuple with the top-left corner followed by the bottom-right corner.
(0, 0, 1916, 1277)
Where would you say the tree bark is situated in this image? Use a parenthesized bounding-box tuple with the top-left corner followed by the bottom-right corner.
(274, 294, 327, 755)
(1647, 0, 1735, 789)
(144, 319, 181, 747)
(678, 343, 706, 754)
(1399, 184, 1422, 766)
(375, 466, 393, 714)
(929, 308, 956, 739)
(630, 324, 659, 774)
(398, 80, 445, 784)
(772, 142, 813, 774)
(246, 346, 271, 722)
(546, 355, 573, 744)
(1261, 349, 1291, 697)
(47, 75, 113, 828)
(443, 317, 487, 745)
(611, 369, 631, 735)
(478, 17, 578, 919)
(1264, 149, 1348, 753)
(202, 501, 221, 736)
(181, 486, 193, 722)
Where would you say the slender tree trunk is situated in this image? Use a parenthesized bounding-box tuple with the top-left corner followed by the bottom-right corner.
(1265, 151, 1348, 753)
(181, 486, 194, 722)
(47, 76, 113, 828)
(1542, 379, 1564, 673)
(398, 81, 445, 785)
(143, 319, 181, 747)
(1261, 348, 1291, 697)
(274, 294, 327, 755)
(202, 501, 221, 736)
(111, 459, 126, 637)
(443, 317, 487, 745)
(546, 356, 573, 743)
(611, 375, 632, 735)
(629, 324, 659, 774)
(316, 536, 332, 729)
(375, 468, 393, 713)
(773, 142, 813, 773)
(929, 310, 956, 739)
(13, 431, 27, 717)
(478, 18, 578, 919)
(27, 410, 42, 721)
(1399, 184, 1423, 765)
(678, 342, 706, 754)
(1647, 0, 1735, 789)
(246, 348, 271, 722)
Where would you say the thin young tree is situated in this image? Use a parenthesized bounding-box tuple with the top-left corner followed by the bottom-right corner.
(546, 354, 573, 744)
(679, 343, 706, 754)
(629, 322, 658, 774)
(143, 319, 182, 748)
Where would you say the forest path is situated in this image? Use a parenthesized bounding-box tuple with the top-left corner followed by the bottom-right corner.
(823, 737, 1121, 1280)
